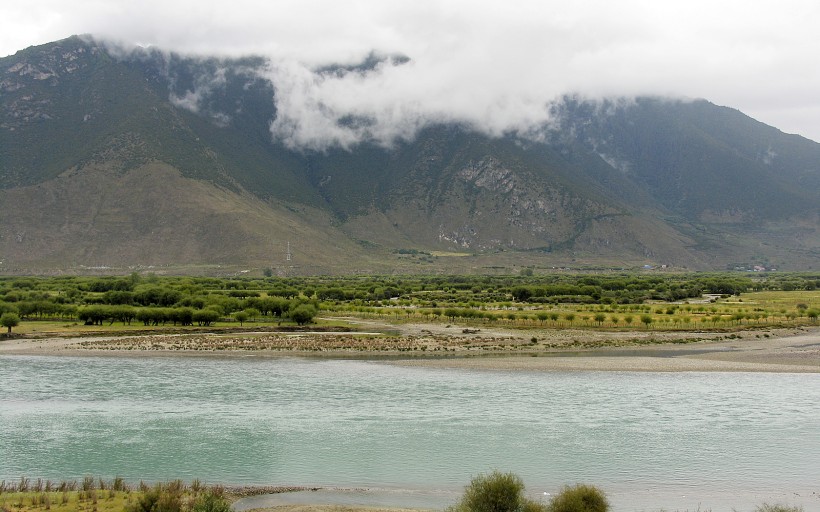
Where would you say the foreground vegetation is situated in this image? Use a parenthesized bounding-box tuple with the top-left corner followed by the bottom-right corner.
(448, 471, 608, 512)
(0, 478, 230, 512)
(449, 471, 803, 512)
(1, 475, 805, 512)
(0, 273, 818, 338)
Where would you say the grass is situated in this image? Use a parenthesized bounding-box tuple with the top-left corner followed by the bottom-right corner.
(741, 290, 820, 310)
(324, 291, 819, 332)
(0, 491, 130, 512)
(0, 479, 232, 512)
(0, 478, 132, 512)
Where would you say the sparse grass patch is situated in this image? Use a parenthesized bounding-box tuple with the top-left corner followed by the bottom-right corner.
(0, 479, 229, 512)
(755, 504, 804, 512)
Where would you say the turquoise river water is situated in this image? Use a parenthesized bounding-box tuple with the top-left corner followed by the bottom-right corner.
(0, 355, 818, 511)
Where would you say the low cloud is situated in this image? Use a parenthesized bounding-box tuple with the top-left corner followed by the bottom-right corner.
(265, 55, 548, 150)
(169, 75, 223, 116)
(5, 0, 820, 143)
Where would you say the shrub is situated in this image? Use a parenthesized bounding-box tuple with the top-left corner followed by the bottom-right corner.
(112, 477, 127, 492)
(547, 484, 608, 512)
(755, 504, 804, 512)
(450, 470, 546, 512)
(125, 483, 182, 512)
(192, 490, 231, 512)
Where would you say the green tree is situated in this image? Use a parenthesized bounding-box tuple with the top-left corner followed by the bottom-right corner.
(111, 305, 137, 325)
(234, 311, 249, 326)
(640, 314, 653, 329)
(193, 309, 220, 326)
(0, 302, 18, 315)
(290, 304, 317, 325)
(172, 307, 194, 326)
(1, 312, 20, 333)
(78, 305, 111, 325)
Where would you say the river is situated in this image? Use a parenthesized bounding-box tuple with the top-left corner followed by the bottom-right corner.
(1, 355, 818, 511)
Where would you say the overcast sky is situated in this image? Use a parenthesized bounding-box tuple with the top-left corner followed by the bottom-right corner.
(2, 0, 819, 145)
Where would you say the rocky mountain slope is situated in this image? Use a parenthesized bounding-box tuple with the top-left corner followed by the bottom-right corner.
(1, 36, 818, 273)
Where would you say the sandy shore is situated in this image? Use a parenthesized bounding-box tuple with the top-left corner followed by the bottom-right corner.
(396, 327, 820, 372)
(242, 507, 427, 512)
(2, 323, 818, 372)
(396, 352, 820, 372)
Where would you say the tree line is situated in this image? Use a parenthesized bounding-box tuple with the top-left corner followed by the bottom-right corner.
(1, 272, 818, 332)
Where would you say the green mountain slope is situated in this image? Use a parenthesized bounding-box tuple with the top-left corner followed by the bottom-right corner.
(551, 97, 820, 220)
(1, 37, 818, 273)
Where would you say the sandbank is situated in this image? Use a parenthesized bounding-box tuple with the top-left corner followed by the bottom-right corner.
(1, 324, 818, 373)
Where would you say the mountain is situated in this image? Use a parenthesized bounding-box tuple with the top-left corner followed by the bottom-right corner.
(1, 36, 818, 274)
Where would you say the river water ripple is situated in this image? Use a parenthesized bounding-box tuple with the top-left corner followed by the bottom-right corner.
(1, 355, 818, 511)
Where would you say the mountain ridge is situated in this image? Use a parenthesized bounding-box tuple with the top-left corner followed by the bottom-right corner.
(1, 36, 818, 273)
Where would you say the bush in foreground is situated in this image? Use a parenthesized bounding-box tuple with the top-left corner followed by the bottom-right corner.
(125, 483, 182, 512)
(123, 482, 230, 512)
(450, 470, 547, 512)
(450, 472, 611, 512)
(192, 490, 231, 512)
(547, 484, 608, 512)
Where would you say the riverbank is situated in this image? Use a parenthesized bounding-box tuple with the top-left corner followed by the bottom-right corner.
(1, 323, 818, 372)
(241, 507, 426, 512)
(398, 326, 820, 372)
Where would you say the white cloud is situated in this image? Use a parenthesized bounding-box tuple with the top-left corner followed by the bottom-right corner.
(3, 0, 820, 143)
